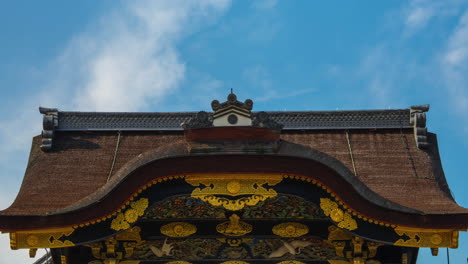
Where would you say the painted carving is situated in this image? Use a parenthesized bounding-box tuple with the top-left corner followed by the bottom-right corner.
(142, 194, 326, 220)
(186, 174, 282, 211)
(268, 240, 313, 258)
(128, 238, 345, 261)
(149, 238, 173, 257)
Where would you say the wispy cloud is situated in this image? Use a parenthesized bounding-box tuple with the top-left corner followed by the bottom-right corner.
(55, 0, 231, 112)
(403, 0, 464, 36)
(441, 11, 468, 120)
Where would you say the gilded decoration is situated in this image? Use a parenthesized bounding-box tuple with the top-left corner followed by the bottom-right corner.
(393, 227, 459, 248)
(87, 226, 143, 260)
(185, 174, 283, 211)
(320, 198, 357, 231)
(10, 227, 75, 249)
(217, 214, 253, 236)
(111, 198, 149, 231)
(160, 222, 197, 238)
(326, 226, 382, 264)
(272, 222, 309, 237)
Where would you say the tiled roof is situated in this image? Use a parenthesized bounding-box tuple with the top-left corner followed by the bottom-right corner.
(56, 109, 411, 131)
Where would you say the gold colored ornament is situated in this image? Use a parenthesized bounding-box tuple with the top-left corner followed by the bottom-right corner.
(430, 234, 443, 245)
(115, 226, 142, 242)
(394, 227, 458, 248)
(124, 209, 139, 223)
(26, 235, 39, 247)
(111, 198, 149, 231)
(160, 222, 197, 237)
(272, 222, 309, 237)
(216, 214, 252, 236)
(277, 261, 306, 264)
(29, 248, 38, 258)
(330, 209, 344, 222)
(327, 225, 353, 241)
(226, 180, 242, 194)
(9, 227, 75, 249)
(186, 174, 282, 211)
(320, 198, 357, 231)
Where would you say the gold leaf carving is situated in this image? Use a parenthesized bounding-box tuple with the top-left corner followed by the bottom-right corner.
(320, 198, 357, 231)
(216, 214, 252, 236)
(111, 198, 149, 231)
(394, 227, 459, 248)
(160, 222, 197, 237)
(186, 174, 282, 211)
(115, 226, 142, 242)
(11, 227, 75, 249)
(272, 222, 309, 237)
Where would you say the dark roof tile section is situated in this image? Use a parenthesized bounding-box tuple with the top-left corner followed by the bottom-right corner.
(56, 109, 412, 131)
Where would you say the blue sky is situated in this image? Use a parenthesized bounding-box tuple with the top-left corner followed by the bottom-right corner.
(0, 0, 467, 263)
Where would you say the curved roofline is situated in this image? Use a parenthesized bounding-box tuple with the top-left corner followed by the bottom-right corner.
(3, 139, 468, 231)
(51, 140, 420, 215)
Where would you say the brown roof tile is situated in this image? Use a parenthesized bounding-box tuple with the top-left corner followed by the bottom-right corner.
(1, 129, 467, 218)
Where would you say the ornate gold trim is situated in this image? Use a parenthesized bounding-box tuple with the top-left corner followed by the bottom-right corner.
(320, 198, 357, 230)
(186, 174, 282, 211)
(160, 222, 197, 237)
(216, 214, 252, 236)
(394, 227, 459, 248)
(111, 198, 148, 231)
(272, 222, 309, 237)
(10, 227, 75, 249)
(86, 226, 143, 260)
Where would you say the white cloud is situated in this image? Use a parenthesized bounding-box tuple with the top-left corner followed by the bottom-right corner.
(57, 0, 231, 112)
(441, 11, 468, 115)
(403, 0, 464, 36)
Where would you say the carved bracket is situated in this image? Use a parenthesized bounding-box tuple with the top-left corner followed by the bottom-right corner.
(9, 227, 74, 250)
(86, 227, 143, 261)
(39, 107, 59, 151)
(394, 226, 459, 248)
